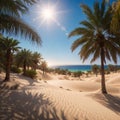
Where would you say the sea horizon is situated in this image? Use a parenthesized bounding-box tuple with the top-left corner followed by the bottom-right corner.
(51, 65, 104, 72)
(50, 64, 120, 72)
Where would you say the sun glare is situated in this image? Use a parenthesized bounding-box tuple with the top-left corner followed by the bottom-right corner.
(32, 2, 68, 35)
(41, 7, 55, 20)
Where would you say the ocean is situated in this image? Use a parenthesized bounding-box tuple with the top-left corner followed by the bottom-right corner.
(52, 65, 93, 72)
(51, 65, 110, 72)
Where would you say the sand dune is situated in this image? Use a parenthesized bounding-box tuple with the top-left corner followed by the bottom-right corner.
(0, 72, 120, 120)
(107, 74, 120, 84)
(47, 80, 100, 92)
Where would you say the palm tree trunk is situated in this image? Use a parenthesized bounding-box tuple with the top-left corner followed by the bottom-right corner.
(23, 61, 26, 75)
(100, 47, 107, 94)
(4, 50, 11, 82)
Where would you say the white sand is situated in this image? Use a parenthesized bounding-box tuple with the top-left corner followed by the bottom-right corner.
(0, 72, 120, 120)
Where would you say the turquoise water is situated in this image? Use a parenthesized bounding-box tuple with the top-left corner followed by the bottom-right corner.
(52, 65, 92, 72)
(52, 65, 109, 72)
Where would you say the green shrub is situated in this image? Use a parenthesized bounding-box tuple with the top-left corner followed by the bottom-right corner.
(54, 68, 69, 75)
(24, 70, 37, 79)
(11, 66, 21, 73)
(105, 70, 110, 74)
(108, 64, 118, 72)
(92, 64, 100, 76)
(73, 71, 82, 77)
(67, 71, 72, 75)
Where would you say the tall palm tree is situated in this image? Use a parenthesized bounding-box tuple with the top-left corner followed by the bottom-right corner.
(32, 52, 43, 70)
(40, 61, 47, 76)
(69, 0, 120, 94)
(105, 0, 120, 33)
(0, 36, 20, 81)
(0, 0, 41, 45)
(15, 49, 32, 75)
(111, 0, 120, 33)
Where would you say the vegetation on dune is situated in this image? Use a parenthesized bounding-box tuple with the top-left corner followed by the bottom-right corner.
(0, 36, 20, 81)
(53, 68, 69, 75)
(0, 0, 43, 82)
(73, 71, 83, 78)
(107, 64, 120, 73)
(32, 52, 43, 71)
(40, 61, 48, 76)
(92, 64, 100, 77)
(69, 0, 120, 94)
(24, 69, 37, 79)
(15, 49, 33, 75)
(11, 66, 22, 74)
(0, 0, 41, 45)
(14, 48, 43, 77)
(0, 35, 44, 81)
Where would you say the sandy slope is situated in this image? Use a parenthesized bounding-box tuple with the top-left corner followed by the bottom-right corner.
(0, 72, 120, 120)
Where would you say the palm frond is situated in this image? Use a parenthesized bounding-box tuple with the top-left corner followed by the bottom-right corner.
(80, 20, 94, 30)
(104, 48, 111, 61)
(105, 39, 120, 63)
(69, 0, 119, 66)
(69, 27, 93, 38)
(0, 0, 27, 17)
(71, 37, 87, 52)
(102, 7, 112, 30)
(101, 0, 107, 17)
(80, 40, 95, 62)
(80, 46, 95, 62)
(80, 4, 98, 27)
(0, 14, 41, 45)
(23, 0, 36, 5)
(0, 0, 37, 17)
(91, 47, 100, 63)
(80, 4, 93, 19)
(94, 1, 100, 19)
(68, 28, 82, 37)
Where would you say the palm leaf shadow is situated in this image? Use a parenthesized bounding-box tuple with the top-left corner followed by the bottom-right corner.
(0, 90, 70, 120)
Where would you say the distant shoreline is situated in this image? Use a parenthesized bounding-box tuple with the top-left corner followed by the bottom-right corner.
(50, 65, 120, 72)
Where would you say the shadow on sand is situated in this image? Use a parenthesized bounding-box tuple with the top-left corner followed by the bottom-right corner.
(0, 90, 69, 120)
(92, 93, 120, 115)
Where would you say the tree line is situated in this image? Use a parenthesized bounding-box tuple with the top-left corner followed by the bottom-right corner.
(0, 35, 47, 81)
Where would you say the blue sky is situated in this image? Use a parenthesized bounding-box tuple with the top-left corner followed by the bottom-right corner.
(18, 0, 119, 66)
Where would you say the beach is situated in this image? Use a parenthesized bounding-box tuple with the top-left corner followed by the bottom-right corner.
(1, 0, 120, 119)
(0, 71, 120, 120)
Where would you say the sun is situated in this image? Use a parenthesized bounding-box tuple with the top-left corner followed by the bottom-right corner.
(33, 2, 63, 25)
(40, 5, 56, 22)
(41, 7, 55, 20)
(32, 2, 68, 35)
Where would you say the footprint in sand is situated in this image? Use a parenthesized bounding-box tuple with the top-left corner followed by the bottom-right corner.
(59, 86, 63, 89)
(66, 88, 72, 91)
(59, 86, 72, 91)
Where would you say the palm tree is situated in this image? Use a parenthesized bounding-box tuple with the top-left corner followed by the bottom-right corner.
(92, 64, 100, 77)
(32, 52, 43, 71)
(0, 35, 5, 70)
(105, 0, 120, 34)
(69, 0, 120, 94)
(0, 36, 20, 81)
(15, 49, 32, 75)
(40, 61, 47, 76)
(111, 0, 120, 33)
(0, 0, 41, 45)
